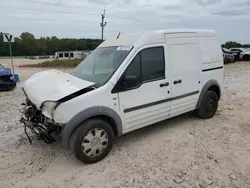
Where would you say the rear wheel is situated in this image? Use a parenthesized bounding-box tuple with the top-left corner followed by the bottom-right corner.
(197, 91, 218, 119)
(242, 55, 250, 61)
(70, 118, 114, 164)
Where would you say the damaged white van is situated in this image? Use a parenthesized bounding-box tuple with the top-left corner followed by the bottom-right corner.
(20, 29, 224, 163)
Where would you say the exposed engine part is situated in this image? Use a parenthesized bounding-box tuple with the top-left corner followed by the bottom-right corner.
(22, 117, 32, 145)
(20, 99, 62, 144)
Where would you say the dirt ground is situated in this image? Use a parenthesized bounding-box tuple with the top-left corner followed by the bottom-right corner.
(0, 59, 249, 188)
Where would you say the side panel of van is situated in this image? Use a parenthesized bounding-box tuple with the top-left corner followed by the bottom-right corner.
(165, 33, 201, 117)
(198, 37, 224, 92)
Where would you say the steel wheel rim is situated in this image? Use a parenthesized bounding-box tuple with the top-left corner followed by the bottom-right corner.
(81, 128, 109, 157)
(206, 98, 215, 112)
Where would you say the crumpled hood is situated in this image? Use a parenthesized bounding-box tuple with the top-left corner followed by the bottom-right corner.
(23, 69, 94, 108)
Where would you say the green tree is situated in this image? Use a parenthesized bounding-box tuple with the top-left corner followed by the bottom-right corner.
(223, 41, 242, 49)
(0, 31, 104, 56)
(0, 32, 10, 56)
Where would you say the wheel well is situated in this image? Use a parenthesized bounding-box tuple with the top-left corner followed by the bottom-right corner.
(208, 85, 220, 99)
(243, 54, 250, 60)
(85, 115, 118, 137)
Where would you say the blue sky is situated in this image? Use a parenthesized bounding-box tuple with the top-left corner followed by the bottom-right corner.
(1, 0, 250, 43)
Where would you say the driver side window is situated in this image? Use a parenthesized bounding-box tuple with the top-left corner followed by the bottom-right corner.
(117, 46, 165, 92)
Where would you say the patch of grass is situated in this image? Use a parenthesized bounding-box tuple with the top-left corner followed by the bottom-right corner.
(20, 59, 82, 68)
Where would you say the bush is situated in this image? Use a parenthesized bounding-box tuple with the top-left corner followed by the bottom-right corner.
(20, 60, 82, 68)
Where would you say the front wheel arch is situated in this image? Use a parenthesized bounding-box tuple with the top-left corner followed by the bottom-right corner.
(61, 106, 122, 149)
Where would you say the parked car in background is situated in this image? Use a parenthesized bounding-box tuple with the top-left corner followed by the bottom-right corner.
(0, 64, 16, 90)
(222, 48, 235, 64)
(230, 48, 250, 61)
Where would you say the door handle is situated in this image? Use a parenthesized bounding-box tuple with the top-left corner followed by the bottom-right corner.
(173, 79, 182, 84)
(160, 82, 169, 87)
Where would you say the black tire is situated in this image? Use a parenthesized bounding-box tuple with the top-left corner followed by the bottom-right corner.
(242, 55, 250, 61)
(70, 118, 115, 164)
(197, 91, 218, 119)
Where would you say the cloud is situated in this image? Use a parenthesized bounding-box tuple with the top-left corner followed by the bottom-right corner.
(162, 4, 183, 10)
(0, 0, 250, 43)
(195, 0, 222, 6)
(213, 10, 246, 16)
(231, 0, 250, 6)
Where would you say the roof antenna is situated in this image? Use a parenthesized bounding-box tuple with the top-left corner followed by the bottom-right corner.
(116, 32, 121, 39)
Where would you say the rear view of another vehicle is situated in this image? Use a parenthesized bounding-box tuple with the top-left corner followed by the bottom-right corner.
(222, 48, 235, 64)
(0, 64, 16, 90)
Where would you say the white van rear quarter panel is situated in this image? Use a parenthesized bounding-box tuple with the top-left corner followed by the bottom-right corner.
(199, 37, 223, 67)
(198, 36, 224, 89)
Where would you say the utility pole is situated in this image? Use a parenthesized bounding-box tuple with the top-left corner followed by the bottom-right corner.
(8, 41, 14, 75)
(100, 9, 107, 40)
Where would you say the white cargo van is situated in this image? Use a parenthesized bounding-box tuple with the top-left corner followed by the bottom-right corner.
(20, 29, 224, 163)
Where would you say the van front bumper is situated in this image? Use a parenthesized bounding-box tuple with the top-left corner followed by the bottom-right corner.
(20, 98, 63, 144)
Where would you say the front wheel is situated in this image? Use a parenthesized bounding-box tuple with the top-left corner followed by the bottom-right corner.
(197, 91, 219, 119)
(70, 118, 115, 164)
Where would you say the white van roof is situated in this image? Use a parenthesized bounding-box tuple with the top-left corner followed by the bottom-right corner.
(99, 29, 216, 48)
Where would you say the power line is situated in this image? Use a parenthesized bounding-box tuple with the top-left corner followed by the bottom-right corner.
(100, 9, 107, 40)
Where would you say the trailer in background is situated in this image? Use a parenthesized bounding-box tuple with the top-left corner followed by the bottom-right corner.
(55, 51, 91, 60)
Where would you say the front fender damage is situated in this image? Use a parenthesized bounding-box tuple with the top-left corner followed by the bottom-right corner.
(20, 85, 96, 144)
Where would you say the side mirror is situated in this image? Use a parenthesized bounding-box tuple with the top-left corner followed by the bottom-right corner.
(119, 75, 138, 91)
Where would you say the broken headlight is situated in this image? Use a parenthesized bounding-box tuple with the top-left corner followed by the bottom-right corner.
(41, 101, 58, 119)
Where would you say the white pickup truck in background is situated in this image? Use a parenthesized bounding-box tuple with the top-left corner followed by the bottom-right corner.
(222, 48, 236, 63)
(230, 48, 250, 61)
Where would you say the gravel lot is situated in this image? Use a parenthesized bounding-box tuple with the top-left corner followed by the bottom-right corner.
(0, 59, 250, 188)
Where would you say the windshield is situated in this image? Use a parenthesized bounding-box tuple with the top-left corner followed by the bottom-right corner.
(72, 46, 132, 85)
